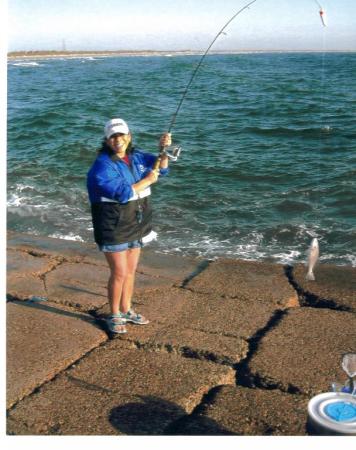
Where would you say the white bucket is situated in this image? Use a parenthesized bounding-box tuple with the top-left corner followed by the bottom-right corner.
(308, 392, 356, 435)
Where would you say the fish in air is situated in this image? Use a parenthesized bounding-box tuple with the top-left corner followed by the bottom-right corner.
(306, 238, 319, 281)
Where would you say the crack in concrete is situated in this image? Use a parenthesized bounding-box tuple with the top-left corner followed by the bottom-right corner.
(118, 338, 239, 367)
(8, 247, 50, 258)
(6, 337, 110, 413)
(242, 372, 305, 395)
(164, 310, 305, 434)
(284, 265, 352, 312)
(9, 247, 86, 265)
(6, 256, 308, 420)
(6, 302, 298, 428)
(163, 380, 307, 435)
(234, 309, 288, 391)
(163, 384, 235, 435)
(38, 258, 66, 297)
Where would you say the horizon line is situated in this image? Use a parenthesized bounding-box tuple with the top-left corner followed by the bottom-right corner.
(8, 48, 356, 56)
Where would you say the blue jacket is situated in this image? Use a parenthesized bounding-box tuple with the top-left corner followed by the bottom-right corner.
(87, 147, 168, 245)
(87, 147, 168, 204)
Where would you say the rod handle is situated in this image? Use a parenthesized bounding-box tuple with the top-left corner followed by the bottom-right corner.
(153, 156, 161, 171)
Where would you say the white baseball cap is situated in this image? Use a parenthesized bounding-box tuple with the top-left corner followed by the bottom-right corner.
(104, 118, 130, 139)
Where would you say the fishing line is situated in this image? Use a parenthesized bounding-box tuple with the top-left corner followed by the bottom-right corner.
(315, 4, 328, 226)
(305, 1, 328, 279)
(316, 14, 327, 256)
(167, 0, 258, 134)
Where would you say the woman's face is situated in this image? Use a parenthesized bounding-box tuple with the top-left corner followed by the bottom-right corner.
(106, 132, 131, 155)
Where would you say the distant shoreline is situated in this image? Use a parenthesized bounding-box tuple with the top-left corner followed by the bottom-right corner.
(7, 49, 355, 60)
(7, 50, 199, 59)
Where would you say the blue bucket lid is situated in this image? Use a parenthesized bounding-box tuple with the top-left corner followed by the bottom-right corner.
(325, 401, 356, 422)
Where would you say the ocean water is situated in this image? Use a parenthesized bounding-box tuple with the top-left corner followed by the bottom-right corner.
(7, 53, 356, 266)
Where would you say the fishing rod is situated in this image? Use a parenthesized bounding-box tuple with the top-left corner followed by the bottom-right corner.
(154, 0, 258, 169)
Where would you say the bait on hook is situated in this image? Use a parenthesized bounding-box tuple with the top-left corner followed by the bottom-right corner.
(315, 0, 327, 27)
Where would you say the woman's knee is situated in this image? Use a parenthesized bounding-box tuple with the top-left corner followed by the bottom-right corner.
(105, 251, 128, 279)
(109, 268, 128, 281)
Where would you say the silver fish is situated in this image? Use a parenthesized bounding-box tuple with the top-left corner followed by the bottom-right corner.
(306, 238, 319, 281)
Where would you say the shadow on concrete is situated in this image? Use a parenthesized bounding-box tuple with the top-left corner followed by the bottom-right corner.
(109, 395, 234, 435)
(60, 284, 106, 298)
(9, 299, 99, 327)
(66, 374, 113, 394)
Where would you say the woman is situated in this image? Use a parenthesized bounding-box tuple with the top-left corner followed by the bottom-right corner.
(87, 118, 171, 334)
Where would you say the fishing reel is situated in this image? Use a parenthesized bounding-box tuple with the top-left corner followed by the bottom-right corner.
(154, 145, 182, 170)
(162, 145, 182, 162)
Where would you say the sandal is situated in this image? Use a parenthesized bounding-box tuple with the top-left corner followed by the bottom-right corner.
(121, 309, 149, 325)
(106, 314, 127, 334)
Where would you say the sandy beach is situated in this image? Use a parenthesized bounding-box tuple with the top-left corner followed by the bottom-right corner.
(6, 230, 356, 435)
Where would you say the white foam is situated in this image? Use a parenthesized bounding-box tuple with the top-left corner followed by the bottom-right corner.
(272, 250, 301, 265)
(7, 184, 35, 207)
(17, 184, 35, 192)
(320, 253, 356, 267)
(7, 193, 24, 207)
(345, 254, 356, 267)
(12, 62, 41, 67)
(48, 232, 84, 242)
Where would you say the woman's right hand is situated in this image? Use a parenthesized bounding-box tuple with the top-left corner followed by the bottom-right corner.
(133, 169, 160, 194)
(146, 169, 160, 185)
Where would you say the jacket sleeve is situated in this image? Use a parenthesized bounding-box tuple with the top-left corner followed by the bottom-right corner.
(94, 161, 134, 203)
(140, 151, 169, 177)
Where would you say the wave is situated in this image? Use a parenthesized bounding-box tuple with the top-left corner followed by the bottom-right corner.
(49, 232, 85, 242)
(275, 200, 313, 213)
(242, 125, 331, 138)
(155, 227, 355, 266)
(12, 62, 41, 67)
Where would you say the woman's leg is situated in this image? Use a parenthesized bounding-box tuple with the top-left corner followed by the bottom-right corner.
(120, 247, 141, 313)
(104, 251, 128, 315)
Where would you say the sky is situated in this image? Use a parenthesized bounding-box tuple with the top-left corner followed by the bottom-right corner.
(6, 0, 356, 52)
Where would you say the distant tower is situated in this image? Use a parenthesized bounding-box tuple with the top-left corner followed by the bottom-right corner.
(62, 39, 67, 52)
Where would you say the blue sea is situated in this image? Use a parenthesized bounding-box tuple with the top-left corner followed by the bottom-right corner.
(7, 52, 356, 266)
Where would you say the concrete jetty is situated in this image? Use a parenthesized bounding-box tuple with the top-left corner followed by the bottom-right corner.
(6, 231, 356, 435)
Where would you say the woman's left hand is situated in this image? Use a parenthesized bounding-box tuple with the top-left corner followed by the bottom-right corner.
(159, 132, 172, 149)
